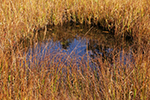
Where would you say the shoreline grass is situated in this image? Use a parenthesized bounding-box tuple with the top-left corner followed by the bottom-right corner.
(0, 0, 150, 99)
(0, 0, 149, 46)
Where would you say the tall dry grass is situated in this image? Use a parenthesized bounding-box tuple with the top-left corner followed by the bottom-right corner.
(0, 0, 150, 99)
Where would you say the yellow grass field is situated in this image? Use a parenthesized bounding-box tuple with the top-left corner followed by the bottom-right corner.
(0, 0, 150, 99)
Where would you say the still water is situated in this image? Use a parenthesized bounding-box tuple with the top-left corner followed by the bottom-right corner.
(25, 24, 134, 67)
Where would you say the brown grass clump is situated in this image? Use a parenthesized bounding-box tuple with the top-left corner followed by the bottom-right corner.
(0, 0, 150, 99)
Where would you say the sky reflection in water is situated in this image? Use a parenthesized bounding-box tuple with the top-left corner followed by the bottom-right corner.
(26, 25, 134, 68)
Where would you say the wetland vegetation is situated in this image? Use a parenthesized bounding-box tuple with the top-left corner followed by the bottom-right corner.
(0, 0, 150, 99)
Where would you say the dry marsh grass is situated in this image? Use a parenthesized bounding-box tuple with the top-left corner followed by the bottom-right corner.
(0, 0, 150, 99)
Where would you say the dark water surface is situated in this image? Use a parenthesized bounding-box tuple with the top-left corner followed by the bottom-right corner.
(25, 24, 134, 67)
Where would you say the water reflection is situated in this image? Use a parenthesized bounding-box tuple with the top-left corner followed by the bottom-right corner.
(26, 24, 134, 67)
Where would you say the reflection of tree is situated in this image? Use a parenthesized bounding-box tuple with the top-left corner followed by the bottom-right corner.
(45, 24, 89, 49)
(87, 35, 133, 64)
(61, 39, 71, 49)
(88, 39, 113, 63)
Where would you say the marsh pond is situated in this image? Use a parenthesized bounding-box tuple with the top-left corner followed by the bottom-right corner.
(24, 24, 135, 68)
